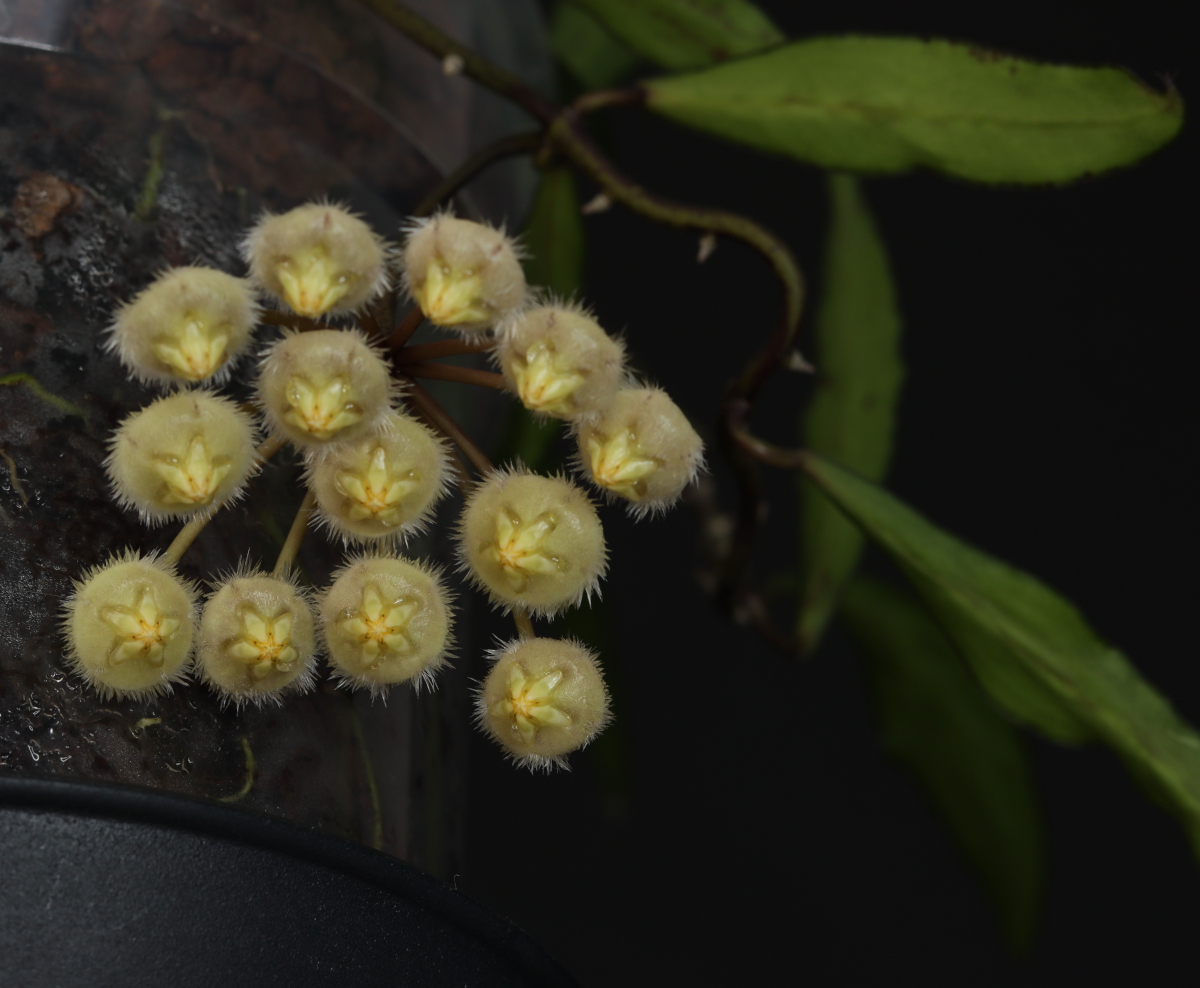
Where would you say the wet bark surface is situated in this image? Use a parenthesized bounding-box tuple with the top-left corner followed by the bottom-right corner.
(0, 0, 503, 876)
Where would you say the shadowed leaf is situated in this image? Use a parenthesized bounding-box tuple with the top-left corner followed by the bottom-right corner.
(572, 0, 783, 72)
(551, 3, 641, 90)
(522, 166, 585, 301)
(797, 174, 903, 652)
(841, 577, 1043, 953)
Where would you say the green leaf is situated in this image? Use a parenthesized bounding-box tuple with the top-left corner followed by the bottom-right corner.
(840, 577, 1043, 954)
(801, 453, 1200, 855)
(552, 597, 630, 819)
(551, 3, 641, 90)
(571, 0, 783, 72)
(493, 403, 559, 473)
(797, 175, 903, 652)
(522, 166, 585, 301)
(645, 36, 1184, 183)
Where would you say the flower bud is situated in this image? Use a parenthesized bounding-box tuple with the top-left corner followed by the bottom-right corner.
(107, 390, 258, 524)
(108, 266, 260, 386)
(495, 304, 624, 420)
(195, 569, 317, 705)
(403, 214, 525, 331)
(476, 637, 610, 770)
(242, 202, 389, 318)
(458, 470, 606, 617)
(307, 411, 448, 543)
(319, 554, 453, 693)
(256, 329, 394, 449)
(62, 550, 197, 698)
(575, 387, 704, 517)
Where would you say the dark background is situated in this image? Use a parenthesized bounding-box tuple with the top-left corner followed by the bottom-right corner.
(459, 1, 1199, 984)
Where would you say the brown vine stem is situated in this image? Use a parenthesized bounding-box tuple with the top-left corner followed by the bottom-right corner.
(356, 0, 557, 124)
(358, 0, 809, 640)
(272, 488, 318, 577)
(548, 113, 806, 611)
(402, 379, 495, 478)
(164, 435, 286, 564)
(548, 116, 803, 388)
(355, 0, 805, 394)
(354, 0, 805, 389)
(727, 400, 808, 469)
(403, 362, 506, 391)
(394, 337, 495, 363)
(386, 305, 425, 349)
(571, 87, 647, 115)
(413, 131, 544, 218)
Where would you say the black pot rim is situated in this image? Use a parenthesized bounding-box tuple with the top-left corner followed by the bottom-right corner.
(0, 773, 575, 987)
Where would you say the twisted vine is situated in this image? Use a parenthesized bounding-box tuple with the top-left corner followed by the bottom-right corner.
(357, 0, 811, 646)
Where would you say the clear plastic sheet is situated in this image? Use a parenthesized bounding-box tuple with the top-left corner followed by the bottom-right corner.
(0, 0, 549, 875)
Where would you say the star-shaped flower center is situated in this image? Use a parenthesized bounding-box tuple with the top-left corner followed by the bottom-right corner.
(152, 434, 232, 506)
(587, 429, 659, 500)
(489, 663, 571, 744)
(335, 446, 421, 526)
(152, 314, 231, 381)
(512, 342, 586, 416)
(283, 374, 363, 439)
(417, 258, 488, 327)
(275, 245, 353, 317)
(99, 587, 182, 668)
(226, 605, 298, 681)
(482, 508, 560, 593)
(336, 584, 419, 670)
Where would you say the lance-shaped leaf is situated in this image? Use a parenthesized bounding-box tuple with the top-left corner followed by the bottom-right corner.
(571, 0, 783, 72)
(645, 37, 1184, 183)
(797, 175, 903, 652)
(553, 594, 630, 819)
(522, 166, 585, 301)
(551, 3, 641, 90)
(840, 577, 1044, 954)
(801, 452, 1200, 856)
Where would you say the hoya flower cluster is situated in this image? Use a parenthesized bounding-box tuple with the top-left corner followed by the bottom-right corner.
(63, 201, 702, 772)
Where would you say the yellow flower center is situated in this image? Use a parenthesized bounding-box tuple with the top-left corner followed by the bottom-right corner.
(483, 508, 561, 593)
(335, 446, 421, 527)
(99, 587, 182, 668)
(512, 342, 586, 416)
(152, 314, 231, 381)
(336, 584, 419, 670)
(226, 606, 299, 681)
(152, 434, 232, 506)
(283, 374, 363, 439)
(275, 245, 353, 317)
(490, 663, 571, 744)
(587, 429, 659, 500)
(416, 258, 489, 327)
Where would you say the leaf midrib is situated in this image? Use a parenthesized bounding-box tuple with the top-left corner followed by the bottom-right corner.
(657, 91, 1170, 130)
